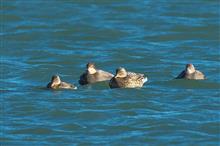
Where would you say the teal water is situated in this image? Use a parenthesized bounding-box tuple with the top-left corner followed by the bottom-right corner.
(1, 0, 220, 145)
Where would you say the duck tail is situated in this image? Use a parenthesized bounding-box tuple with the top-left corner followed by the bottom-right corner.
(142, 77, 148, 83)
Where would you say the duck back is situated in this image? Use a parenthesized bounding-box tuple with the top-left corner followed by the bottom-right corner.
(79, 70, 113, 85)
(109, 72, 146, 88)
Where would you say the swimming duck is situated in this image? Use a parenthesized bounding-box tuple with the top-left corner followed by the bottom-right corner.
(47, 75, 77, 89)
(79, 63, 114, 85)
(109, 67, 148, 88)
(175, 64, 205, 80)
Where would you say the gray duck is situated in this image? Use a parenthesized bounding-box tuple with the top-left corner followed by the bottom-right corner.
(47, 75, 77, 89)
(175, 64, 205, 80)
(79, 63, 114, 85)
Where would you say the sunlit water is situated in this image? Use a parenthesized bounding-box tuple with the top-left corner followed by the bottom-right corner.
(1, 0, 220, 145)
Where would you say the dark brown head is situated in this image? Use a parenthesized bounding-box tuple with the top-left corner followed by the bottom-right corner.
(86, 62, 96, 74)
(51, 75, 61, 87)
(86, 62, 95, 69)
(185, 64, 196, 74)
(115, 67, 127, 78)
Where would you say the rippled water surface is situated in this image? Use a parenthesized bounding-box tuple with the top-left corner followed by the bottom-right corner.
(1, 0, 220, 145)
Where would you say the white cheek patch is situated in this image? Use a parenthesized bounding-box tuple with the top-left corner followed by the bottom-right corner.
(187, 68, 195, 74)
(88, 68, 96, 74)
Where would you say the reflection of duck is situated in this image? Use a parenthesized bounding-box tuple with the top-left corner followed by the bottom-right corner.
(109, 67, 148, 88)
(47, 75, 77, 89)
(79, 63, 114, 85)
(176, 64, 205, 80)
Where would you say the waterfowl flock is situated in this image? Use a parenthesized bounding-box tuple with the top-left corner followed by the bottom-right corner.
(47, 63, 206, 90)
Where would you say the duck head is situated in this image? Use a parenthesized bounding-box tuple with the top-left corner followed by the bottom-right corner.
(51, 75, 61, 87)
(185, 64, 196, 74)
(115, 67, 127, 78)
(87, 62, 97, 74)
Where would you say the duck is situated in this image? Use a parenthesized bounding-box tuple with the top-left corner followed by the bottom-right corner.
(175, 64, 205, 80)
(47, 75, 77, 89)
(79, 62, 114, 85)
(109, 67, 148, 88)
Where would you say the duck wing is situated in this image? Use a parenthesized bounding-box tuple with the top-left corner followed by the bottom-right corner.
(127, 72, 145, 81)
(193, 70, 205, 80)
(127, 72, 148, 85)
(96, 70, 114, 81)
(60, 82, 76, 89)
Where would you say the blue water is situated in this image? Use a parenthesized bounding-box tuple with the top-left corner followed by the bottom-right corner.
(1, 0, 220, 145)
